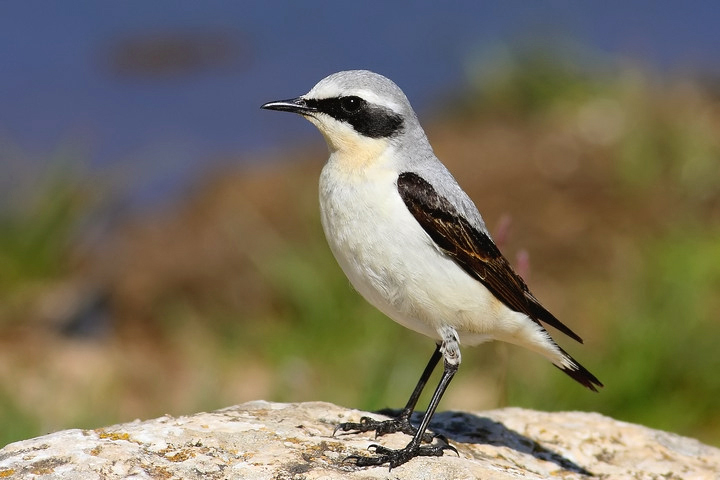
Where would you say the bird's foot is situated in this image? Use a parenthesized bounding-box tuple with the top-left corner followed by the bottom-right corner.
(345, 437, 458, 469)
(334, 415, 433, 443)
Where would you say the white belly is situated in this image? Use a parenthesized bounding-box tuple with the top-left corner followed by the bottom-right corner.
(318, 158, 510, 346)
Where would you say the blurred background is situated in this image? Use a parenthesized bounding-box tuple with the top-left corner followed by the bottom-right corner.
(2, 1, 720, 448)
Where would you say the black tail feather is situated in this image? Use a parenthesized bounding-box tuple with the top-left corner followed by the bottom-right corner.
(555, 346, 603, 392)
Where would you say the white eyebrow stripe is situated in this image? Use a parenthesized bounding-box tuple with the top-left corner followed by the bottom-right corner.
(305, 86, 402, 114)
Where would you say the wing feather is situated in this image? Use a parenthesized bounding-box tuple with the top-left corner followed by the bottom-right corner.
(397, 172, 583, 344)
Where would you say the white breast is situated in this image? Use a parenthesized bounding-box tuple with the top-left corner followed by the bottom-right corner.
(318, 152, 509, 345)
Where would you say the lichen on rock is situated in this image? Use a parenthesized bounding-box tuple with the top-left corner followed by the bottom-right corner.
(1, 401, 718, 479)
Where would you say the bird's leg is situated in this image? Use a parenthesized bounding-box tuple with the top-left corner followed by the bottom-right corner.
(346, 327, 461, 469)
(334, 344, 441, 443)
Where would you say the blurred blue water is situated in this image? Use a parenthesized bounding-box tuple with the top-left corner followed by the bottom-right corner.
(1, 0, 720, 208)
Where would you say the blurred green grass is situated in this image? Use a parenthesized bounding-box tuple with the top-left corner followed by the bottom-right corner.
(510, 228, 720, 435)
(1, 48, 720, 448)
(0, 163, 94, 323)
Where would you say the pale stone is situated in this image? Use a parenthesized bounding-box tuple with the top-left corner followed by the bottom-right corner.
(0, 401, 718, 479)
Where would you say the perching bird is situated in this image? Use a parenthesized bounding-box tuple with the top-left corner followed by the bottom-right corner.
(261, 70, 602, 468)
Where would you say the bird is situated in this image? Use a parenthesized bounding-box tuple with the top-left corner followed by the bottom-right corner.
(261, 70, 602, 469)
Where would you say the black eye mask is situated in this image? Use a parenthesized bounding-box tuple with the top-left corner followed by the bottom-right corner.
(304, 96, 404, 139)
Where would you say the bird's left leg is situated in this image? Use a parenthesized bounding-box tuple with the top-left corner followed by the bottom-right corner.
(334, 344, 441, 442)
(346, 327, 461, 469)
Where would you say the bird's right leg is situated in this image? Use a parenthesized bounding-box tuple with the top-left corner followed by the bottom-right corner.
(334, 344, 441, 443)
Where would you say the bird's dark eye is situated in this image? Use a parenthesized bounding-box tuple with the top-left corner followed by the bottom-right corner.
(340, 96, 363, 114)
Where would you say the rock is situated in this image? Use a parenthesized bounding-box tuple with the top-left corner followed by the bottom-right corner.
(0, 401, 718, 479)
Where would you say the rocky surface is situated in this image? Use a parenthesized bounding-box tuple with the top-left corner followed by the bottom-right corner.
(1, 401, 718, 479)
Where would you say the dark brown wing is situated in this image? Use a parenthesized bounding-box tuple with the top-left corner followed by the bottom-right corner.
(397, 172, 583, 344)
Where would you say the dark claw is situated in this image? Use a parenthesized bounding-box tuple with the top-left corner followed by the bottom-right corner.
(334, 415, 434, 443)
(433, 434, 459, 457)
(344, 440, 458, 469)
(342, 454, 364, 465)
(333, 416, 376, 436)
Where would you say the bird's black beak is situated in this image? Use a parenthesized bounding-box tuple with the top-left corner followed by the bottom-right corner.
(261, 97, 316, 115)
